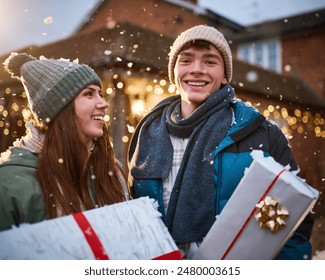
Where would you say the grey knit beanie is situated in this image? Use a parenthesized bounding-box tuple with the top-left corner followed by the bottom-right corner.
(3, 52, 102, 123)
(168, 25, 233, 84)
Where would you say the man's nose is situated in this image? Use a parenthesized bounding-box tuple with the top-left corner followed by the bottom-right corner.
(191, 59, 206, 74)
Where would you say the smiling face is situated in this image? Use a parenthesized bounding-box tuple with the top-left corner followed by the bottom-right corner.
(74, 84, 108, 145)
(174, 41, 227, 118)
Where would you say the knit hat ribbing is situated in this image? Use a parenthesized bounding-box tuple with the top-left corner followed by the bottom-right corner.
(168, 25, 233, 84)
(3, 52, 102, 123)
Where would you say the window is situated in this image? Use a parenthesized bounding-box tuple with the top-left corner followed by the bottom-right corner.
(237, 39, 281, 73)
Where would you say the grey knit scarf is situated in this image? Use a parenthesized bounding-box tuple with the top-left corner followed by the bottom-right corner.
(129, 85, 235, 243)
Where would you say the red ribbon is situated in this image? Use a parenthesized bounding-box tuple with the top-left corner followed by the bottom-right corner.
(73, 212, 109, 260)
(152, 250, 183, 260)
(221, 168, 286, 260)
(73, 212, 183, 260)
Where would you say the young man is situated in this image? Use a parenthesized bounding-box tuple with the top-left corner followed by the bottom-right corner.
(128, 25, 313, 259)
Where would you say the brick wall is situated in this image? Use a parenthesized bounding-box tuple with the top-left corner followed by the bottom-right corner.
(282, 27, 325, 98)
(80, 0, 207, 37)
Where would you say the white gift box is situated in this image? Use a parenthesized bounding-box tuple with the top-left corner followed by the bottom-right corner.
(192, 152, 319, 260)
(0, 197, 182, 260)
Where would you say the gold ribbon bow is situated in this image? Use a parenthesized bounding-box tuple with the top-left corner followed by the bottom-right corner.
(255, 196, 289, 234)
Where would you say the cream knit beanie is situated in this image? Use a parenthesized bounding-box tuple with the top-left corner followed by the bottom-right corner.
(168, 25, 233, 84)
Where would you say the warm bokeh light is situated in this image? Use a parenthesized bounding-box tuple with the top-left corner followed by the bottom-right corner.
(1, 79, 324, 150)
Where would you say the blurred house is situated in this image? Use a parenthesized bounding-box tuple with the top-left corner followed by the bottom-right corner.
(0, 1, 324, 250)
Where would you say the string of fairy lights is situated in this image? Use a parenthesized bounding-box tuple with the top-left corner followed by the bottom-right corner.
(0, 79, 324, 148)
(245, 101, 325, 139)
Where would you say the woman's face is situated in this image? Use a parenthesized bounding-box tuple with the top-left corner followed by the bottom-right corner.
(74, 84, 108, 143)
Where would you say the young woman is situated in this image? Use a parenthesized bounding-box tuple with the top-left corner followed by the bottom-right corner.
(0, 53, 129, 231)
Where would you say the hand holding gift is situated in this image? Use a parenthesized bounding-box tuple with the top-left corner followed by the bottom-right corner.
(0, 197, 182, 260)
(192, 151, 319, 260)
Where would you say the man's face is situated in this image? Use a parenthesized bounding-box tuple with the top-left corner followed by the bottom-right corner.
(174, 44, 227, 115)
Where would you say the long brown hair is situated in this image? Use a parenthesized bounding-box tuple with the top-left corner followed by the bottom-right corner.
(36, 101, 127, 218)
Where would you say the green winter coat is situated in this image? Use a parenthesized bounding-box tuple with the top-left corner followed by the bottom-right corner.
(0, 147, 46, 231)
(0, 146, 129, 232)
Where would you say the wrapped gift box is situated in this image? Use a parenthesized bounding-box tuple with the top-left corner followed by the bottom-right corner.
(192, 151, 319, 260)
(0, 197, 182, 260)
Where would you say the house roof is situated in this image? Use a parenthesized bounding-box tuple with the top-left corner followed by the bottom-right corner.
(0, 22, 171, 86)
(0, 21, 324, 109)
(232, 59, 325, 109)
(162, 0, 244, 32)
(230, 8, 325, 43)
